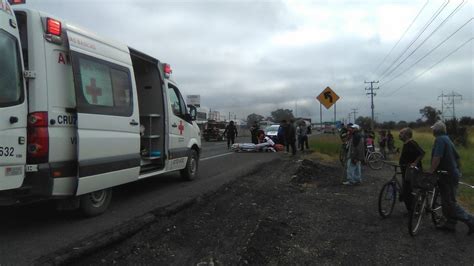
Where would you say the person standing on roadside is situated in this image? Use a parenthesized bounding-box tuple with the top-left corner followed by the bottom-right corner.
(285, 119, 296, 155)
(278, 120, 286, 145)
(379, 130, 387, 158)
(250, 122, 259, 144)
(297, 121, 308, 151)
(398, 127, 425, 211)
(343, 124, 364, 185)
(223, 120, 238, 149)
(429, 121, 474, 235)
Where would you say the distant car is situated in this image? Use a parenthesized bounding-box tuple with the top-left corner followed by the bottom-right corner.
(264, 125, 280, 142)
(323, 124, 335, 134)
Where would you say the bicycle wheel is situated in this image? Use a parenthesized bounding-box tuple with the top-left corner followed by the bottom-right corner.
(378, 181, 397, 218)
(368, 152, 384, 170)
(430, 189, 444, 226)
(408, 191, 427, 236)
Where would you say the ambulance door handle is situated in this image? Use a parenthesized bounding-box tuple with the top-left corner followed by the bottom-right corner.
(9, 116, 18, 124)
(130, 120, 139, 126)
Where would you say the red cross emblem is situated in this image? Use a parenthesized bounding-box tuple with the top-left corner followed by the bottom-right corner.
(178, 120, 184, 135)
(86, 78, 102, 104)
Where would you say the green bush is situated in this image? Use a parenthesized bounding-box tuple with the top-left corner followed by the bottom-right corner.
(446, 119, 469, 147)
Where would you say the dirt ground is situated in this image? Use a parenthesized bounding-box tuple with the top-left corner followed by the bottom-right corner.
(77, 154, 474, 265)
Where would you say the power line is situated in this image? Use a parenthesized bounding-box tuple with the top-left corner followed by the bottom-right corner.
(385, 37, 473, 96)
(381, 17, 473, 88)
(378, 0, 449, 80)
(380, 0, 467, 82)
(373, 0, 429, 75)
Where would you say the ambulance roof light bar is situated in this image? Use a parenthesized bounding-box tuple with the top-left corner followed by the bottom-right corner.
(7, 0, 26, 5)
(163, 63, 172, 78)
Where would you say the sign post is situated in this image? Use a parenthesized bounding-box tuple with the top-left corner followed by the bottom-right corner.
(316, 86, 340, 130)
(320, 103, 322, 129)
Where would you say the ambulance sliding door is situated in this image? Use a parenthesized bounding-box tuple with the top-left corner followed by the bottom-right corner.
(67, 29, 140, 195)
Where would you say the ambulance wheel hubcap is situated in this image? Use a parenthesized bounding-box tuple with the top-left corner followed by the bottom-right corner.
(90, 191, 106, 207)
(190, 158, 197, 175)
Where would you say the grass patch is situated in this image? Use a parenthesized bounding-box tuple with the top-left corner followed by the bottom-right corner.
(309, 134, 341, 160)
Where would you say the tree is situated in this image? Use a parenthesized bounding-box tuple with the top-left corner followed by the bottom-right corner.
(355, 116, 372, 130)
(271, 109, 294, 122)
(460, 116, 473, 126)
(381, 121, 396, 129)
(419, 106, 441, 126)
(397, 120, 408, 129)
(246, 113, 264, 127)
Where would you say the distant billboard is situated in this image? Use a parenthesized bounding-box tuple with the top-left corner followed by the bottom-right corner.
(186, 95, 201, 107)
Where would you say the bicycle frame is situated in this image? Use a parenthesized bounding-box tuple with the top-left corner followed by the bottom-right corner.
(408, 171, 445, 236)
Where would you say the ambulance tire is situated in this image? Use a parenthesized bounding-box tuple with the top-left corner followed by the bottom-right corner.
(181, 149, 199, 181)
(79, 188, 113, 217)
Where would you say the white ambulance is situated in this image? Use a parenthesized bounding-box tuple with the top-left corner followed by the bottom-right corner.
(0, 0, 201, 216)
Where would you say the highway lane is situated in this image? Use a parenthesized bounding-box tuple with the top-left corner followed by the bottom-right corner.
(0, 137, 278, 265)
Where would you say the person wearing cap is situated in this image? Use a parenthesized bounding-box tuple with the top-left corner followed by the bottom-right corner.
(430, 121, 474, 235)
(343, 124, 364, 185)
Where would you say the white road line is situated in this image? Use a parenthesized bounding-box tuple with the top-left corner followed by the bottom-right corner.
(201, 152, 234, 161)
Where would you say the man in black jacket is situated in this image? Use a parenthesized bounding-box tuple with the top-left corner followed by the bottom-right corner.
(284, 119, 296, 155)
(224, 121, 238, 149)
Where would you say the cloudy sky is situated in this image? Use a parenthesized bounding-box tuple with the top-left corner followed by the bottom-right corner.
(25, 0, 473, 123)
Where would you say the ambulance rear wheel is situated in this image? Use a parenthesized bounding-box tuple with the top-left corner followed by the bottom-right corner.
(181, 150, 199, 181)
(79, 188, 112, 217)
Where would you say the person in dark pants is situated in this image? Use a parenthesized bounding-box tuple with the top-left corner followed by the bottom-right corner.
(379, 130, 387, 158)
(277, 122, 285, 145)
(297, 121, 308, 151)
(223, 120, 238, 149)
(250, 122, 259, 144)
(429, 121, 474, 235)
(285, 119, 296, 155)
(398, 127, 425, 211)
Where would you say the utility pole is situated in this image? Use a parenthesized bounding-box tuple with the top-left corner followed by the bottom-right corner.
(438, 91, 462, 120)
(351, 108, 358, 124)
(365, 80, 379, 130)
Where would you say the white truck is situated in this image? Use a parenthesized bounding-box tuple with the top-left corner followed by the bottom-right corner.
(0, 0, 201, 216)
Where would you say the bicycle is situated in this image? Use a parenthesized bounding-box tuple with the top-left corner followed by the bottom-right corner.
(407, 170, 445, 236)
(339, 143, 384, 170)
(365, 146, 384, 170)
(378, 161, 403, 218)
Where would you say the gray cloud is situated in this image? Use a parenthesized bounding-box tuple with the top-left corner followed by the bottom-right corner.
(24, 0, 473, 123)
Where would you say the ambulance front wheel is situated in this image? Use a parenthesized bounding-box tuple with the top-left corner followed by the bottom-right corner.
(79, 188, 113, 217)
(181, 149, 199, 181)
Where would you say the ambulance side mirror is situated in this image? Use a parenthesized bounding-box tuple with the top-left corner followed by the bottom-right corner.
(188, 105, 197, 121)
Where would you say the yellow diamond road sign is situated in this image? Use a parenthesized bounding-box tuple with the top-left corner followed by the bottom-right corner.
(316, 87, 340, 109)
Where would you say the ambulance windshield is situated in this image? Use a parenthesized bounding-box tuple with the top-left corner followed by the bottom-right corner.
(0, 29, 23, 107)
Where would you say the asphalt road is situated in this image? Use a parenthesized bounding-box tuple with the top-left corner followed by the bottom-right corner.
(0, 136, 279, 265)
